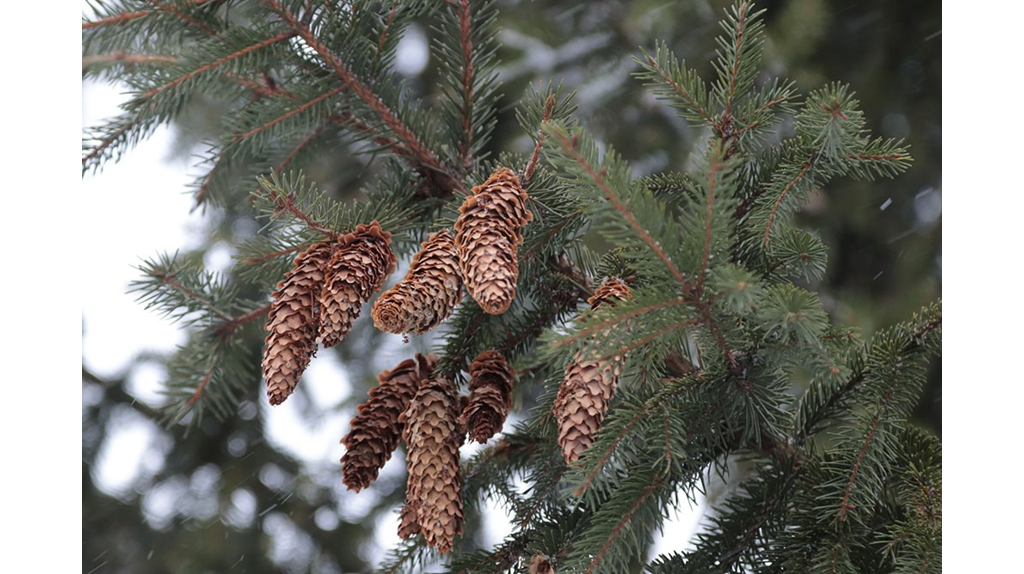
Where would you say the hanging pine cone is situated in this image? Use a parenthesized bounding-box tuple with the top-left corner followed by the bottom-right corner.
(552, 278, 633, 463)
(399, 374, 465, 553)
(262, 242, 335, 406)
(529, 553, 555, 574)
(454, 167, 533, 315)
(318, 221, 397, 348)
(462, 350, 515, 443)
(371, 230, 462, 335)
(340, 353, 438, 492)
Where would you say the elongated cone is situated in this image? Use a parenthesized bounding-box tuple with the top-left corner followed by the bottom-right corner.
(341, 353, 437, 491)
(552, 278, 632, 463)
(454, 167, 533, 315)
(399, 375, 465, 553)
(263, 242, 335, 406)
(371, 230, 462, 335)
(318, 222, 397, 348)
(462, 350, 515, 443)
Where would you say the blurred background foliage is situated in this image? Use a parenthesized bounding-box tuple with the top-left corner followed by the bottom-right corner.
(82, 0, 940, 572)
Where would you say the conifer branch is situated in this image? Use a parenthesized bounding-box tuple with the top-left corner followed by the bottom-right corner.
(837, 398, 887, 522)
(185, 352, 218, 408)
(522, 94, 555, 188)
(733, 93, 789, 137)
(265, 0, 467, 196)
(641, 53, 715, 125)
(150, 0, 221, 36)
(762, 158, 814, 245)
(214, 303, 271, 337)
(453, 0, 476, 170)
(82, 53, 179, 67)
(551, 297, 688, 349)
(142, 31, 296, 99)
(720, 1, 751, 127)
(698, 159, 725, 293)
(547, 129, 688, 287)
(230, 85, 344, 142)
(266, 185, 344, 240)
(155, 269, 233, 322)
(595, 320, 700, 363)
(82, 0, 221, 29)
(225, 72, 297, 100)
(584, 474, 665, 574)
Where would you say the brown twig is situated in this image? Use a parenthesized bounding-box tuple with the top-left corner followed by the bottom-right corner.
(454, 0, 475, 171)
(142, 31, 296, 99)
(522, 94, 555, 188)
(584, 475, 665, 574)
(265, 0, 466, 197)
(82, 0, 220, 29)
(762, 159, 813, 245)
(231, 85, 345, 142)
(214, 303, 271, 337)
(82, 53, 178, 67)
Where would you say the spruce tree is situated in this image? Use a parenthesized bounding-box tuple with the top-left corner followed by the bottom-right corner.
(83, 1, 940, 572)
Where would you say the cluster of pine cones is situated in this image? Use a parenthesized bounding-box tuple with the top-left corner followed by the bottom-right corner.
(260, 167, 633, 553)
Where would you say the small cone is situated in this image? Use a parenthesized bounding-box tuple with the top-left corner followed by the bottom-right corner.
(399, 375, 465, 553)
(454, 167, 533, 315)
(587, 277, 632, 311)
(552, 278, 633, 463)
(341, 354, 438, 491)
(372, 230, 462, 335)
(262, 242, 335, 406)
(529, 553, 555, 574)
(318, 221, 397, 348)
(462, 350, 515, 443)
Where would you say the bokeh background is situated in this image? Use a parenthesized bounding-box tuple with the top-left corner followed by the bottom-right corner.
(82, 1, 941, 572)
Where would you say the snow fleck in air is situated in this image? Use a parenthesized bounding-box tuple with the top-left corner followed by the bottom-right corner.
(879, 198, 892, 211)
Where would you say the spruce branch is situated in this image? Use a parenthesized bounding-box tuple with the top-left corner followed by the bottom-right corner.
(265, 0, 466, 197)
(454, 0, 476, 169)
(82, 0, 222, 30)
(761, 157, 814, 245)
(544, 124, 687, 287)
(636, 43, 715, 126)
(82, 53, 179, 68)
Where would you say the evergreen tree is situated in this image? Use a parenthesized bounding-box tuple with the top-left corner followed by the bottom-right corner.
(83, 1, 940, 572)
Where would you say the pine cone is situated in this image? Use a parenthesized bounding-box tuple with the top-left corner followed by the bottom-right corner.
(341, 353, 438, 492)
(318, 221, 397, 348)
(399, 374, 465, 553)
(262, 242, 335, 406)
(371, 230, 462, 335)
(462, 350, 515, 443)
(587, 277, 632, 311)
(454, 167, 533, 315)
(552, 278, 633, 463)
(397, 494, 421, 539)
(529, 553, 555, 574)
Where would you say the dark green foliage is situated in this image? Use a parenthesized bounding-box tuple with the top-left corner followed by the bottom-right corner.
(84, 1, 939, 572)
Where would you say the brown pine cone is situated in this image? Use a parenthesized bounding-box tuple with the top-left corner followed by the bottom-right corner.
(318, 221, 397, 348)
(529, 553, 555, 574)
(371, 230, 462, 335)
(262, 242, 335, 406)
(552, 278, 633, 463)
(340, 353, 438, 492)
(399, 374, 465, 553)
(552, 357, 623, 463)
(454, 167, 533, 315)
(587, 277, 632, 311)
(462, 350, 515, 443)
